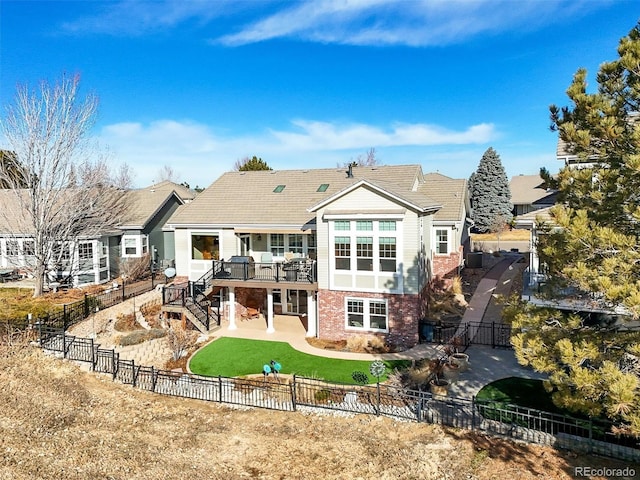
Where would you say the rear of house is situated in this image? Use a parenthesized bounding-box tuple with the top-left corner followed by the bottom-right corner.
(164, 164, 469, 348)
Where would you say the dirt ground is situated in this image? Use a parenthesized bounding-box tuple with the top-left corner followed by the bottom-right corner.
(0, 343, 635, 480)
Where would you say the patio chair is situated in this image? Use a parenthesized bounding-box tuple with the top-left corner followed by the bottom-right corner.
(260, 252, 274, 271)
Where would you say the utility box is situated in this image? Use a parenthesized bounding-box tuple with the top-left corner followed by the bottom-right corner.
(466, 252, 483, 269)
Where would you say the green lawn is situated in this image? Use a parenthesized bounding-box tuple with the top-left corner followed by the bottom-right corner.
(476, 377, 564, 414)
(189, 337, 410, 385)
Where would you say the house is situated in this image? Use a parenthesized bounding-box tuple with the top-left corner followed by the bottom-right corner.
(0, 181, 195, 287)
(163, 165, 470, 348)
(517, 138, 633, 321)
(116, 181, 196, 275)
(509, 174, 557, 217)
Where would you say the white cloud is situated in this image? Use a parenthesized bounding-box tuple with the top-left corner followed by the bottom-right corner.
(98, 117, 498, 187)
(61, 0, 231, 36)
(215, 0, 598, 47)
(59, 0, 603, 47)
(270, 120, 496, 150)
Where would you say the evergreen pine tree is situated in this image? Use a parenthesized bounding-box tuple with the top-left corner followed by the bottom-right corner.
(504, 22, 640, 437)
(468, 147, 512, 233)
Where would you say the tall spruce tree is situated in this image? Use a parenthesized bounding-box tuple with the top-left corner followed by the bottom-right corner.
(504, 22, 640, 436)
(469, 147, 512, 233)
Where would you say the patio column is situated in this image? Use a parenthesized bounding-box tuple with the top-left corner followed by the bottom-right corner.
(228, 286, 237, 330)
(266, 288, 275, 333)
(306, 291, 317, 337)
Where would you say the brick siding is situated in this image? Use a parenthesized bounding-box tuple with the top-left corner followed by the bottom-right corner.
(317, 289, 420, 349)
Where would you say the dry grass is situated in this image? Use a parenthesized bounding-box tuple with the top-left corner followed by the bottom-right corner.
(471, 229, 530, 241)
(0, 343, 629, 480)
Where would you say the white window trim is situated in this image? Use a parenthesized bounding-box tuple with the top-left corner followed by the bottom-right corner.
(267, 234, 315, 257)
(122, 235, 141, 258)
(345, 297, 389, 332)
(434, 228, 450, 255)
(329, 219, 403, 292)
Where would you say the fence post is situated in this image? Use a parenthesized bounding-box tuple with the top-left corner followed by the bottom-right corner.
(376, 382, 381, 416)
(91, 338, 96, 371)
(122, 280, 126, 302)
(491, 322, 495, 348)
(291, 375, 297, 411)
(84, 293, 89, 318)
(112, 350, 117, 380)
(151, 366, 157, 392)
(162, 286, 166, 305)
(62, 332, 67, 358)
(472, 396, 476, 431)
(63, 304, 68, 331)
(218, 376, 223, 403)
(133, 362, 138, 388)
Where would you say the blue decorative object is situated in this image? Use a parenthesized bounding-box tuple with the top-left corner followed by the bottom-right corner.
(263, 364, 271, 375)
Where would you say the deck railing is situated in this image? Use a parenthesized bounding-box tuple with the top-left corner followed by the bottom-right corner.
(211, 259, 316, 283)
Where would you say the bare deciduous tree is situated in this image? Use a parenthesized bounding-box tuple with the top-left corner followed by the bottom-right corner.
(338, 147, 381, 168)
(0, 74, 131, 296)
(155, 165, 178, 183)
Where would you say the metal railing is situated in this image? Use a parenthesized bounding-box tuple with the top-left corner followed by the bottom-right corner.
(32, 327, 640, 463)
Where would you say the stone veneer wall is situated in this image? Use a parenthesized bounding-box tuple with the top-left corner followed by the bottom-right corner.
(317, 289, 420, 349)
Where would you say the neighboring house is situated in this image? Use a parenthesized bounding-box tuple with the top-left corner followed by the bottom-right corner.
(116, 181, 196, 276)
(509, 174, 557, 217)
(0, 181, 194, 288)
(516, 139, 632, 320)
(163, 165, 470, 348)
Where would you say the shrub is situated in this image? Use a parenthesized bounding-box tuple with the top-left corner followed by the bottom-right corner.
(118, 328, 166, 346)
(346, 335, 368, 352)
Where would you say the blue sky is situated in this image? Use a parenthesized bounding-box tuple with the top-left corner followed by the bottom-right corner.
(1, 1, 638, 188)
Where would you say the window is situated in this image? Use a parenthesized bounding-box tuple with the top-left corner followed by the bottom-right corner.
(356, 237, 373, 271)
(379, 237, 396, 272)
(124, 237, 137, 256)
(270, 234, 285, 256)
(288, 234, 303, 254)
(99, 257, 107, 268)
(79, 242, 93, 269)
(79, 242, 93, 259)
(22, 240, 35, 256)
(331, 219, 399, 275)
(192, 234, 219, 260)
(379, 221, 396, 231)
(273, 185, 285, 193)
(356, 220, 373, 231)
(317, 184, 329, 192)
(6, 240, 18, 257)
(347, 299, 364, 328)
(141, 236, 148, 254)
(335, 236, 350, 270)
(346, 298, 388, 331)
(436, 229, 449, 254)
(307, 234, 317, 259)
(52, 243, 70, 267)
(369, 301, 388, 330)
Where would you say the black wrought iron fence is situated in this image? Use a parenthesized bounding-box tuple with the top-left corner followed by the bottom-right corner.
(30, 328, 640, 463)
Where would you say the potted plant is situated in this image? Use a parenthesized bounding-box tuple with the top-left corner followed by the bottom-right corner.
(447, 336, 469, 372)
(441, 360, 460, 381)
(428, 358, 449, 396)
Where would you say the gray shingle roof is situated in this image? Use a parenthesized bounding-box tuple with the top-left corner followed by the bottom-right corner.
(120, 181, 195, 229)
(420, 172, 467, 222)
(166, 165, 443, 228)
(510, 175, 557, 206)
